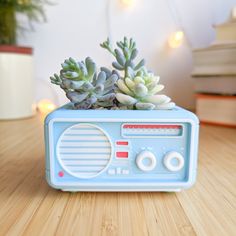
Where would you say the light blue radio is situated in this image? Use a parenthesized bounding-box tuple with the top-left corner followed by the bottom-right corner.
(45, 103, 199, 192)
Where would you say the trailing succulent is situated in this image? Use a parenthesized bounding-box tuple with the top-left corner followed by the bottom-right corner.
(100, 37, 175, 110)
(50, 37, 175, 110)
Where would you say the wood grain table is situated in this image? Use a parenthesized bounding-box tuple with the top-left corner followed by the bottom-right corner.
(0, 114, 235, 236)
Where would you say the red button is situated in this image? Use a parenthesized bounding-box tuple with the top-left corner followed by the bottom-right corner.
(58, 171, 64, 177)
(116, 141, 129, 146)
(116, 152, 128, 158)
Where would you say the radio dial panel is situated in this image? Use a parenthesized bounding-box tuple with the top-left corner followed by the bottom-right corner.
(45, 106, 199, 191)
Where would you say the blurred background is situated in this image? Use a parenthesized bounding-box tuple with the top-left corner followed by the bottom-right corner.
(0, 0, 236, 125)
(17, 0, 236, 108)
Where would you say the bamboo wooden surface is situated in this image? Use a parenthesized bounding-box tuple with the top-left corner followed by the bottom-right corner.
(0, 114, 235, 236)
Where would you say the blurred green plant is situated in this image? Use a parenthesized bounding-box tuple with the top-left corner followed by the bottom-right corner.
(0, 0, 51, 45)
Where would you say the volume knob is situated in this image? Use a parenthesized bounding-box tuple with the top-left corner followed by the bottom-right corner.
(164, 151, 184, 172)
(136, 150, 157, 172)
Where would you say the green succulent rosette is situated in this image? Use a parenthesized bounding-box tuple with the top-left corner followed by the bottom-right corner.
(116, 73, 175, 110)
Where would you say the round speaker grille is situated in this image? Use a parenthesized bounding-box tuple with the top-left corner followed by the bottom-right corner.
(57, 124, 112, 178)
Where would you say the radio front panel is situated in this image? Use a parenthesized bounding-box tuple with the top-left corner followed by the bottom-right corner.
(45, 115, 198, 191)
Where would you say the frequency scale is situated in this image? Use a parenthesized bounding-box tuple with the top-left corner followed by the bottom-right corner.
(45, 103, 199, 192)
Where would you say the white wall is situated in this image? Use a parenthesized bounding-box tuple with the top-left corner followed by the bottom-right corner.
(18, 0, 236, 109)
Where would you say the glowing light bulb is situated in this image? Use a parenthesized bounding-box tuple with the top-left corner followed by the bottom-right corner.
(121, 0, 134, 7)
(168, 31, 184, 48)
(37, 99, 56, 114)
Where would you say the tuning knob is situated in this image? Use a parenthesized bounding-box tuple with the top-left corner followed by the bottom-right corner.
(164, 151, 184, 172)
(136, 150, 157, 172)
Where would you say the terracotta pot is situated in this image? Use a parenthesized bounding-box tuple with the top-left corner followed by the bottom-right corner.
(0, 45, 35, 119)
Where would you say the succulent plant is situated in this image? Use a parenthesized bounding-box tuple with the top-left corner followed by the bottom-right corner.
(0, 0, 50, 45)
(100, 37, 145, 78)
(115, 73, 175, 110)
(50, 37, 175, 110)
(100, 37, 175, 110)
(50, 57, 118, 109)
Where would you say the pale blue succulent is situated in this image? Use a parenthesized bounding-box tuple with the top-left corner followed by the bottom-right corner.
(50, 57, 118, 109)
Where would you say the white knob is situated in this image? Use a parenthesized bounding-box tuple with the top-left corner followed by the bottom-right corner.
(136, 150, 157, 172)
(164, 151, 184, 172)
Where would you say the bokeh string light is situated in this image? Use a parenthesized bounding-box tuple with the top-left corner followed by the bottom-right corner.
(120, 0, 134, 7)
(37, 99, 56, 114)
(168, 30, 184, 48)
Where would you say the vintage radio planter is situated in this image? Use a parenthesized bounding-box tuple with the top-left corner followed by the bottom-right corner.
(45, 103, 199, 192)
(45, 37, 199, 192)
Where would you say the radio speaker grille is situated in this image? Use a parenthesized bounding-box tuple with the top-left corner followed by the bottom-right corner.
(57, 124, 112, 178)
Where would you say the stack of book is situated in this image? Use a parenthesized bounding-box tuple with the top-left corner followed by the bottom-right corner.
(192, 8, 236, 127)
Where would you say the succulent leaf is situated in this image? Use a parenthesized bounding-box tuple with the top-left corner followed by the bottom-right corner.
(66, 91, 89, 103)
(125, 77, 135, 89)
(94, 84, 104, 94)
(98, 93, 116, 102)
(70, 81, 84, 90)
(103, 85, 115, 95)
(133, 84, 148, 97)
(127, 67, 135, 78)
(149, 84, 164, 95)
(82, 82, 94, 91)
(130, 49, 138, 60)
(115, 49, 125, 66)
(69, 57, 77, 64)
(116, 93, 137, 105)
(104, 74, 118, 88)
(62, 78, 73, 89)
(62, 71, 79, 80)
(134, 59, 145, 71)
(100, 67, 112, 77)
(78, 62, 87, 77)
(74, 99, 91, 109)
(136, 102, 155, 110)
(136, 70, 143, 77)
(85, 57, 96, 79)
(111, 70, 121, 80)
(61, 63, 70, 70)
(155, 102, 175, 110)
(112, 62, 123, 70)
(96, 71, 106, 85)
(145, 95, 170, 104)
(50, 74, 62, 85)
(117, 79, 134, 96)
(134, 76, 145, 84)
(87, 95, 97, 104)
